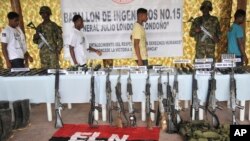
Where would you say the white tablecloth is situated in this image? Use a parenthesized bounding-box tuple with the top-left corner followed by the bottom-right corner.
(0, 73, 250, 104)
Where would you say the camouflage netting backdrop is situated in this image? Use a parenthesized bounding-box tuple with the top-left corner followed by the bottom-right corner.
(0, 0, 249, 68)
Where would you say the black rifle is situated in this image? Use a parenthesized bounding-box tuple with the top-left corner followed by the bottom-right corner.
(163, 72, 177, 133)
(54, 69, 63, 128)
(190, 70, 201, 121)
(106, 68, 113, 125)
(127, 70, 137, 127)
(27, 22, 53, 51)
(88, 69, 102, 127)
(230, 67, 244, 125)
(145, 70, 155, 129)
(155, 69, 166, 129)
(115, 70, 128, 127)
(172, 71, 182, 127)
(206, 67, 221, 128)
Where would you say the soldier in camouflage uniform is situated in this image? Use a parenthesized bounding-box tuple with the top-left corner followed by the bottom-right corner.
(189, 1, 221, 59)
(33, 6, 63, 69)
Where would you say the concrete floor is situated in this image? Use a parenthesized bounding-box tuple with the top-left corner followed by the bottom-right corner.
(7, 101, 250, 141)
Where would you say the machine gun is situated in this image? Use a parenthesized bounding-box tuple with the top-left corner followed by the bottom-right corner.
(145, 70, 155, 129)
(27, 22, 53, 51)
(54, 69, 64, 128)
(106, 68, 113, 125)
(163, 72, 177, 133)
(230, 65, 244, 125)
(88, 68, 102, 127)
(155, 69, 167, 130)
(190, 70, 202, 121)
(115, 70, 128, 127)
(127, 70, 137, 127)
(206, 66, 221, 128)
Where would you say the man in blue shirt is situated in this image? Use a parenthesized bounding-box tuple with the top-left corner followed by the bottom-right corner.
(227, 9, 248, 66)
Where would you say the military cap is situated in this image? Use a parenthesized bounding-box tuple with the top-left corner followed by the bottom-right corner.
(200, 0, 213, 11)
(39, 6, 52, 15)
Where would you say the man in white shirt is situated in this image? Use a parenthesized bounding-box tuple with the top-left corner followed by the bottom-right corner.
(1, 12, 33, 68)
(68, 15, 102, 66)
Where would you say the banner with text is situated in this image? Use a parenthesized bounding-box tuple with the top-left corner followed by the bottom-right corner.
(61, 0, 183, 59)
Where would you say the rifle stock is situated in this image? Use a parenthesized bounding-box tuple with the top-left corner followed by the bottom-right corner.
(163, 72, 177, 133)
(127, 71, 137, 127)
(54, 69, 63, 128)
(88, 70, 102, 127)
(145, 70, 155, 129)
(206, 67, 221, 128)
(230, 67, 244, 125)
(191, 71, 200, 121)
(155, 70, 167, 130)
(106, 69, 113, 125)
(115, 70, 128, 127)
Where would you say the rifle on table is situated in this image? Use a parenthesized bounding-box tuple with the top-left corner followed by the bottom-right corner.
(115, 70, 128, 127)
(163, 72, 177, 133)
(88, 68, 102, 127)
(190, 70, 202, 121)
(54, 69, 64, 128)
(206, 66, 221, 128)
(27, 22, 53, 51)
(172, 71, 182, 127)
(127, 70, 137, 127)
(106, 68, 113, 125)
(145, 70, 155, 129)
(230, 65, 244, 125)
(155, 69, 167, 130)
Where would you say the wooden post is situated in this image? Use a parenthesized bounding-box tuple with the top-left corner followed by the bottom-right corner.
(10, 0, 25, 34)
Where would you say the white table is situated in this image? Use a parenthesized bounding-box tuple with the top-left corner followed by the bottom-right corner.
(0, 72, 249, 122)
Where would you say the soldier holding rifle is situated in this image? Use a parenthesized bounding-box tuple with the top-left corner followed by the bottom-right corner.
(33, 6, 63, 69)
(189, 1, 221, 59)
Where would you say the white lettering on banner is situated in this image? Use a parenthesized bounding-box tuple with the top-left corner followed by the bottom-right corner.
(108, 134, 129, 141)
(69, 132, 100, 141)
(61, 0, 183, 59)
(68, 132, 129, 141)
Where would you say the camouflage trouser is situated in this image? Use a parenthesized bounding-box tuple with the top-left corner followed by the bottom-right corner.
(195, 43, 215, 59)
(39, 48, 59, 69)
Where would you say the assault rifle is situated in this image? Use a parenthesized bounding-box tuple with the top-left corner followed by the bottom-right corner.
(163, 72, 177, 133)
(206, 66, 221, 128)
(106, 68, 113, 125)
(127, 70, 137, 127)
(54, 69, 64, 128)
(190, 70, 201, 121)
(155, 69, 167, 130)
(88, 68, 102, 127)
(115, 70, 128, 127)
(27, 22, 53, 51)
(145, 70, 155, 129)
(172, 71, 182, 127)
(200, 25, 213, 42)
(230, 65, 244, 125)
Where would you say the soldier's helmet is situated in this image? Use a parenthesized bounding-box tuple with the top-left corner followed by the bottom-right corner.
(200, 0, 213, 11)
(39, 6, 52, 15)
